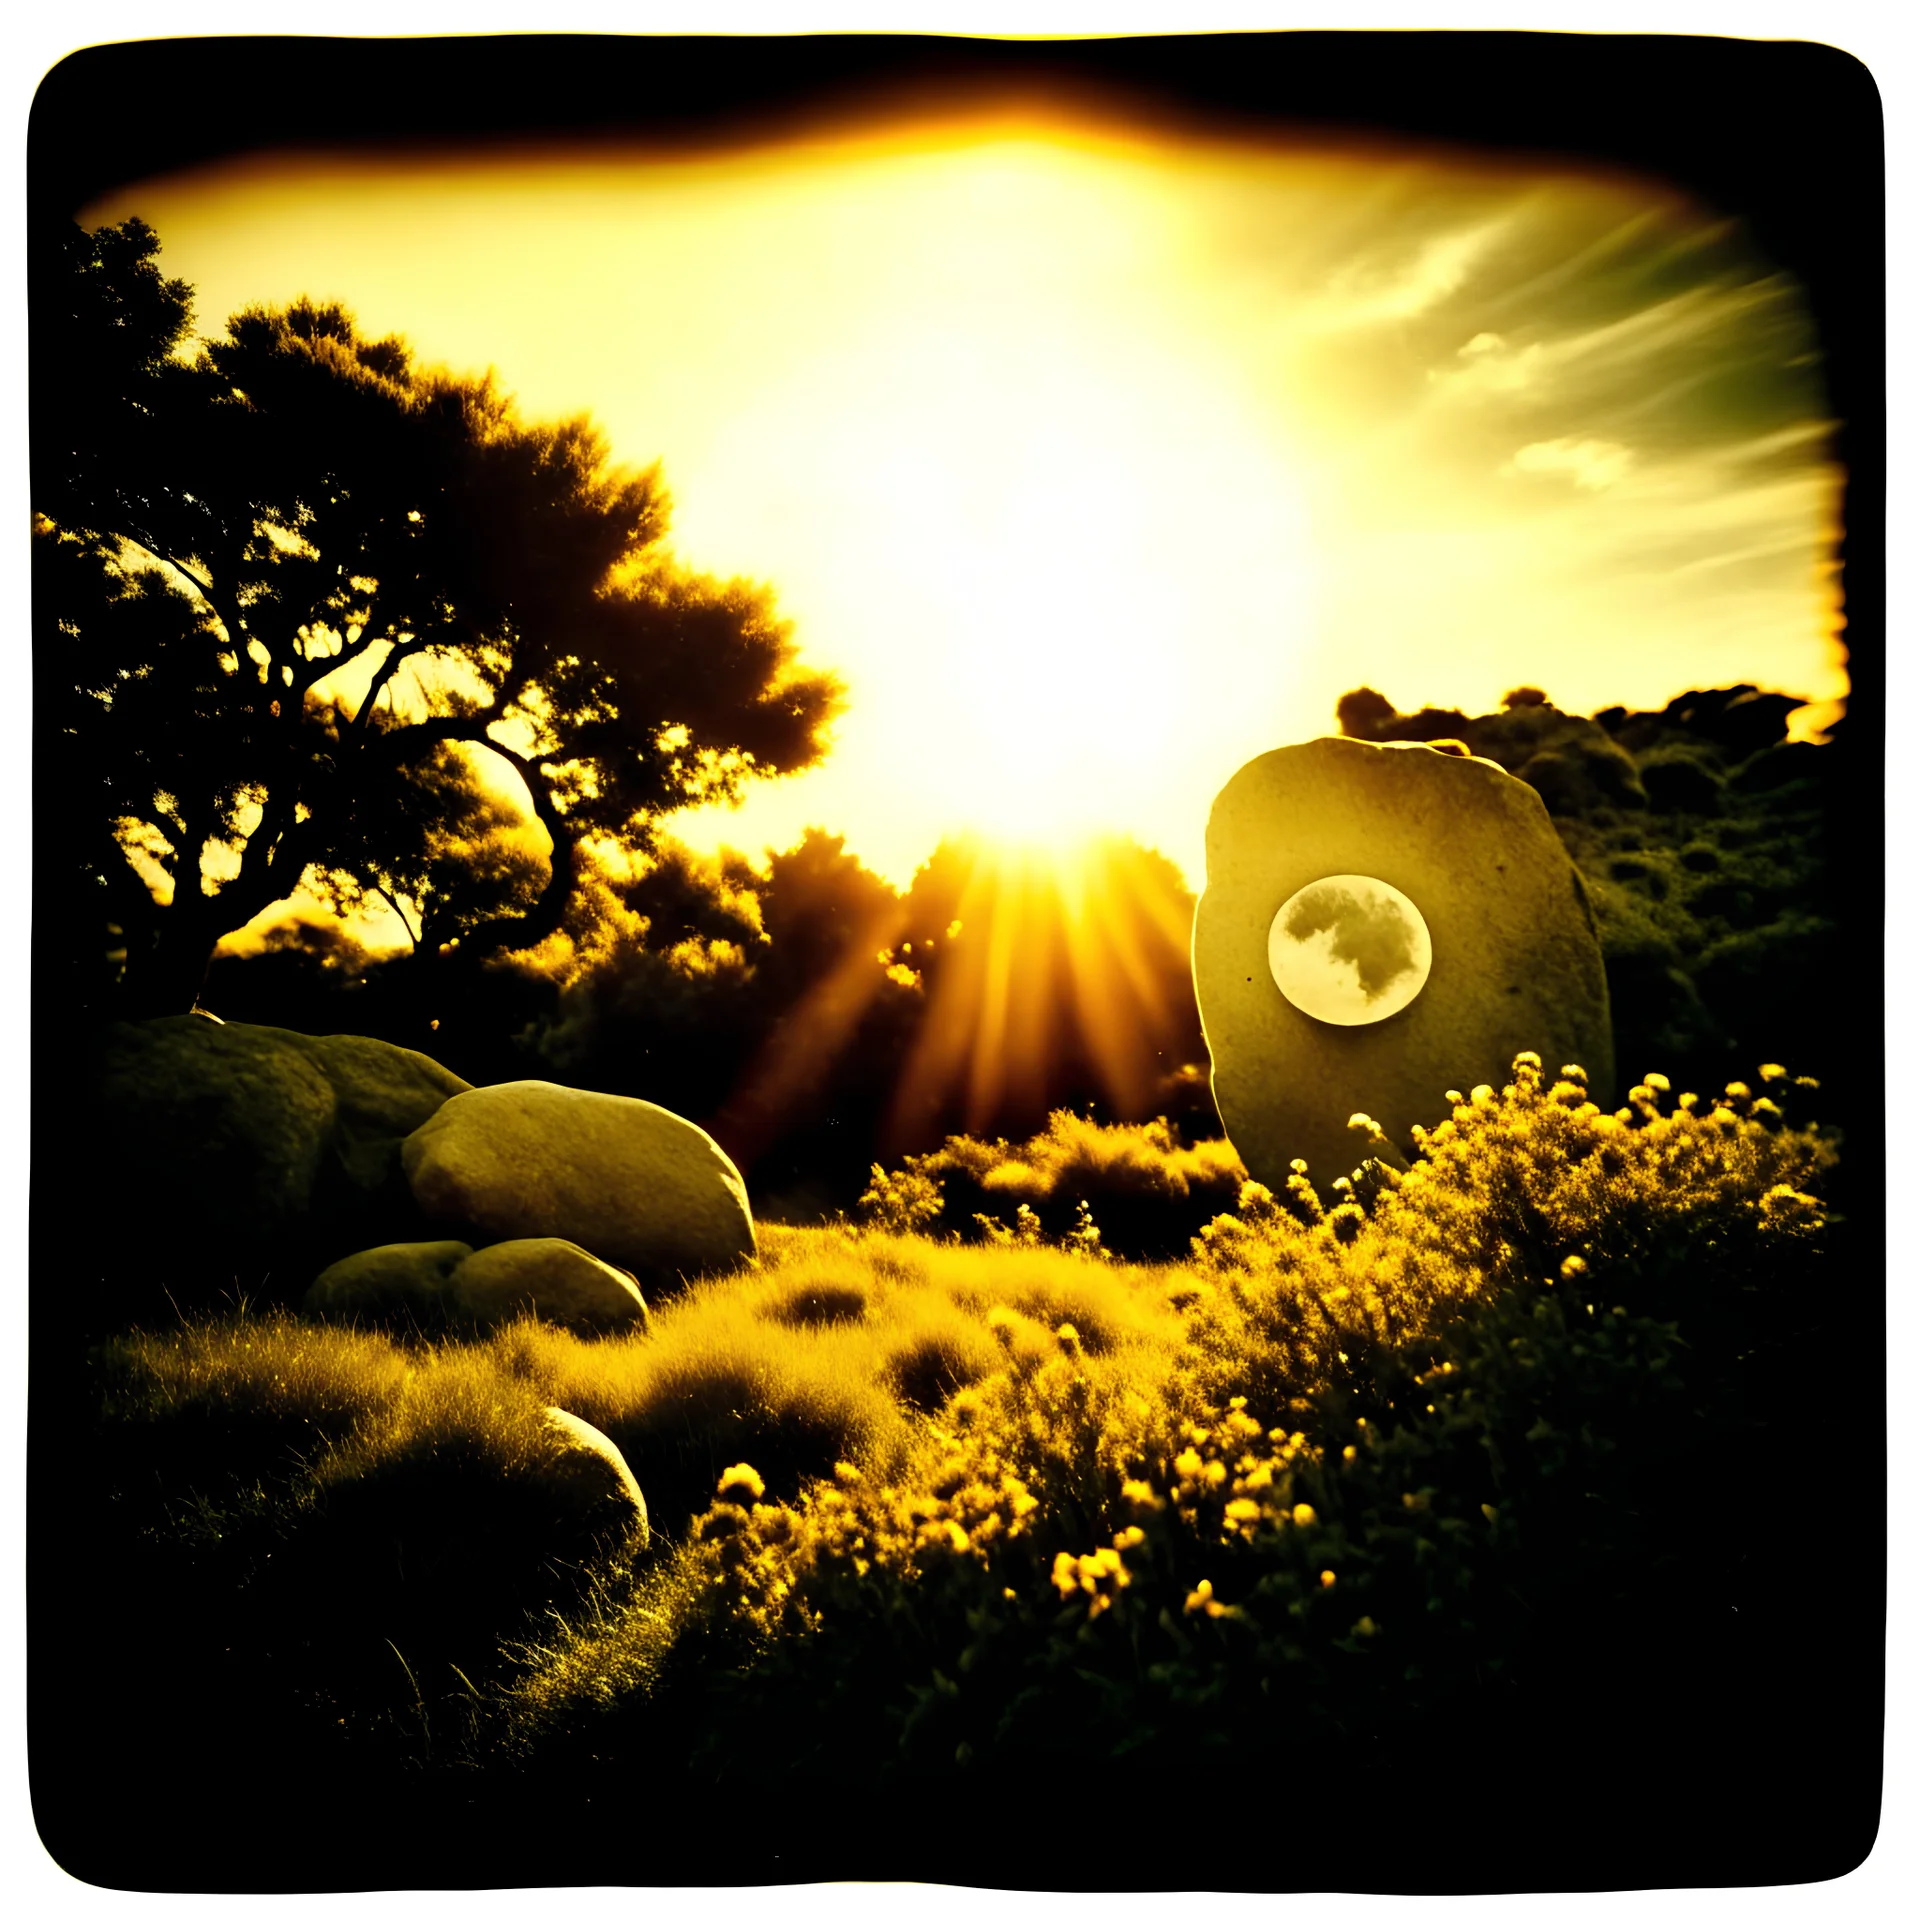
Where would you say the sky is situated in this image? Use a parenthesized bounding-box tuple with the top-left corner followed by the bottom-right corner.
(79, 96, 1847, 895)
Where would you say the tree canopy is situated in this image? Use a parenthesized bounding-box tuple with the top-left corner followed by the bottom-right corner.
(34, 217, 842, 1014)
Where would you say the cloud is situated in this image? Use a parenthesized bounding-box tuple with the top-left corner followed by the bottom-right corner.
(1504, 436, 1636, 491)
(1306, 218, 1512, 332)
(1283, 885, 1421, 1001)
(1434, 330, 1546, 395)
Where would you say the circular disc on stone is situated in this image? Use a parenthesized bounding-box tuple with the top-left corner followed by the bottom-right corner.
(1192, 737, 1613, 1190)
(1268, 875, 1433, 1026)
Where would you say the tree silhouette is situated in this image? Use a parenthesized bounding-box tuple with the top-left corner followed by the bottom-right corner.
(34, 218, 842, 1015)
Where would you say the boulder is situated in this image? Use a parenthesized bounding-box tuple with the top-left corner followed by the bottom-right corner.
(541, 1406, 650, 1551)
(85, 1018, 473, 1302)
(1192, 736, 1614, 1190)
(304, 1236, 648, 1333)
(303, 1240, 475, 1321)
(450, 1238, 650, 1332)
(401, 1081, 755, 1284)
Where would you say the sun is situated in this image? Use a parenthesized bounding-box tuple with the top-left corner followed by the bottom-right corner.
(648, 126, 1320, 880)
(857, 343, 1310, 852)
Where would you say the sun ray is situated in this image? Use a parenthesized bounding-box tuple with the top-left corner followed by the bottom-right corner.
(877, 834, 1202, 1158)
(710, 894, 910, 1171)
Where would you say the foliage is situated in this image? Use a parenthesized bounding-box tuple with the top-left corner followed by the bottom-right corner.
(199, 821, 1219, 1217)
(483, 1054, 1831, 1782)
(35, 218, 841, 1014)
(1338, 682, 1849, 1103)
(858, 1109, 1247, 1260)
(190, 673, 1851, 1227)
(69, 1047, 1844, 1839)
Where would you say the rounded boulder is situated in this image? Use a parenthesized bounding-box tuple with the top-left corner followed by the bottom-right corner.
(450, 1238, 650, 1333)
(541, 1406, 650, 1552)
(304, 1240, 476, 1321)
(400, 1081, 755, 1286)
(84, 1018, 473, 1304)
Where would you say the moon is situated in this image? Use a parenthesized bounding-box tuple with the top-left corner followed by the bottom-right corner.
(1267, 874, 1433, 1026)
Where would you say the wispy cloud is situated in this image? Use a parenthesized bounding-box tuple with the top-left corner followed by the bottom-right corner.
(1504, 437, 1636, 491)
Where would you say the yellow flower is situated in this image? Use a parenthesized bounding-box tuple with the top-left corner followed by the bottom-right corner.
(1184, 1580, 1216, 1615)
(716, 1462, 766, 1501)
(1292, 1503, 1318, 1526)
(1320, 1569, 1337, 1588)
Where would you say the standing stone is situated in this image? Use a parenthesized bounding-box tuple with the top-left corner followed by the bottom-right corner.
(401, 1081, 755, 1285)
(1192, 737, 1613, 1190)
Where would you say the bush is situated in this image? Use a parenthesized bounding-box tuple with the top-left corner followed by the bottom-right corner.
(486, 1055, 1834, 1790)
(858, 1111, 1247, 1261)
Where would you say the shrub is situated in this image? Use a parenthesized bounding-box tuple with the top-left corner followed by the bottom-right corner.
(486, 1055, 1834, 1788)
(859, 1111, 1247, 1260)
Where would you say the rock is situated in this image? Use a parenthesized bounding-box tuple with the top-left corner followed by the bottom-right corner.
(450, 1238, 650, 1332)
(540, 1406, 650, 1551)
(303, 1236, 648, 1333)
(304, 1240, 476, 1321)
(1192, 736, 1614, 1190)
(86, 1018, 473, 1301)
(401, 1081, 755, 1284)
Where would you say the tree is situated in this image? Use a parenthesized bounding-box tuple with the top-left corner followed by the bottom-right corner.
(1334, 685, 1398, 739)
(33, 218, 842, 1015)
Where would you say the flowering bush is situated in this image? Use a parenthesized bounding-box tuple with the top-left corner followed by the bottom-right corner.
(495, 1054, 1836, 1786)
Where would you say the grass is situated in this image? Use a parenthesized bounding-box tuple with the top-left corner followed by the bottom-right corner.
(63, 1057, 1858, 1888)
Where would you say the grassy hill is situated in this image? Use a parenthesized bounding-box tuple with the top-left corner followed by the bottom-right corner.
(34, 1053, 1878, 1891)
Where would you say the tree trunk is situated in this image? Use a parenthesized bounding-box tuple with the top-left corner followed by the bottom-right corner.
(119, 898, 222, 1019)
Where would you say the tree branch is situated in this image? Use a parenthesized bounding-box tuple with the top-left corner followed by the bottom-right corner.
(112, 521, 277, 716)
(348, 633, 418, 735)
(114, 525, 217, 608)
(292, 588, 385, 695)
(363, 717, 579, 960)
(373, 884, 419, 951)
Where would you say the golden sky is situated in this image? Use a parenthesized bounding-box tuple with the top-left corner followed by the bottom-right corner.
(83, 106, 1847, 892)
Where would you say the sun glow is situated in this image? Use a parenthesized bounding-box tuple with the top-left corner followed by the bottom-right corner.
(698, 830, 1202, 1165)
(87, 102, 1845, 905)
(884, 835, 1198, 1150)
